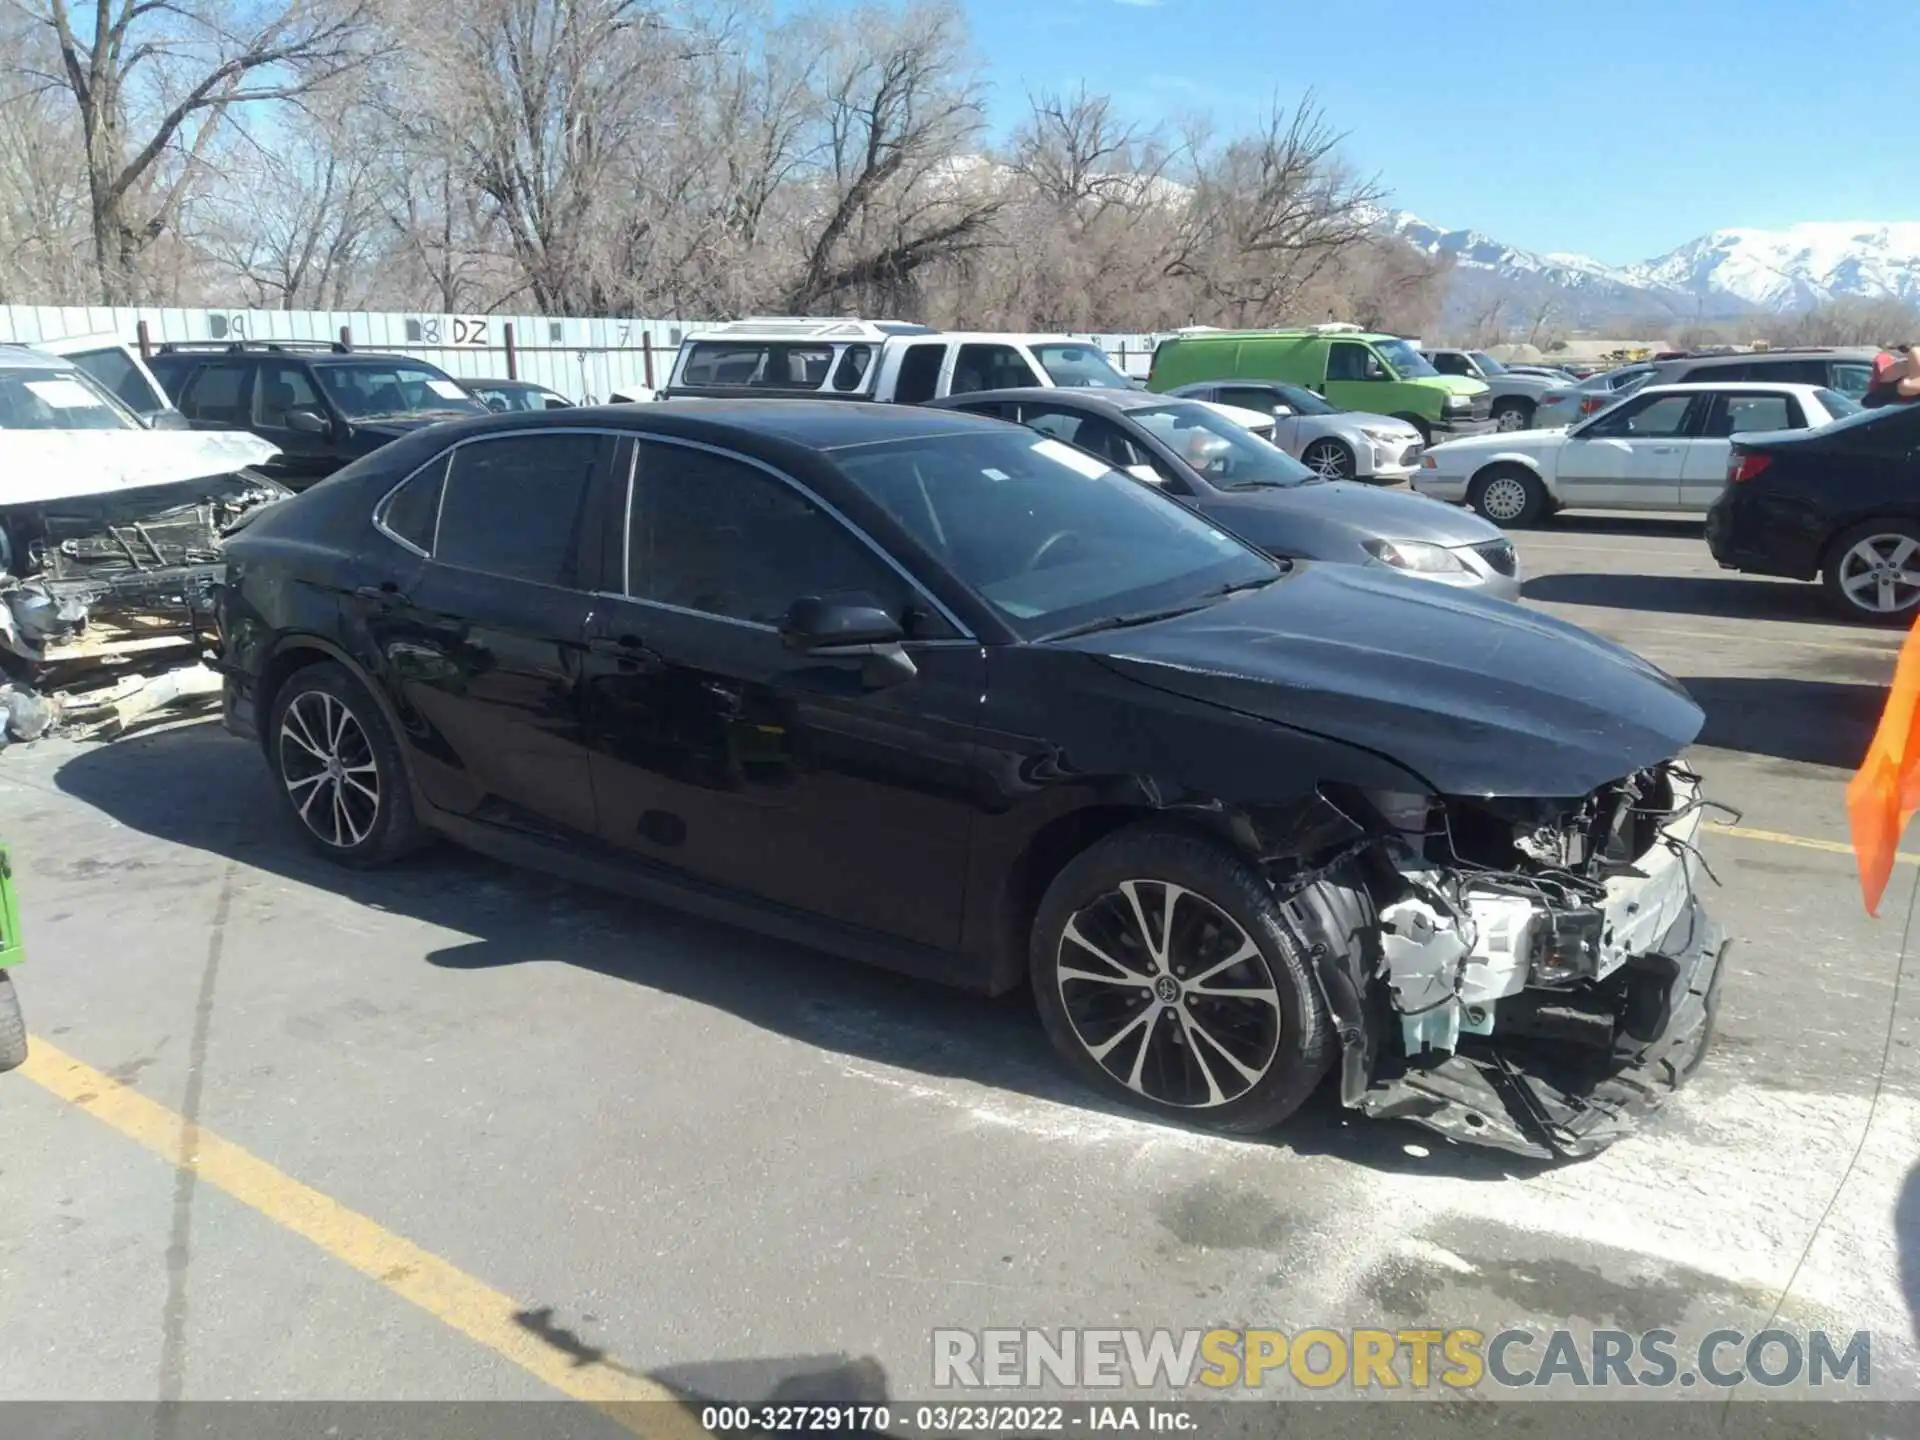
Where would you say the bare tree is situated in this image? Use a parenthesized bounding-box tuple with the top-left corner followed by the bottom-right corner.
(18, 0, 378, 301)
(779, 3, 999, 313)
(1163, 95, 1383, 323)
(198, 97, 390, 308)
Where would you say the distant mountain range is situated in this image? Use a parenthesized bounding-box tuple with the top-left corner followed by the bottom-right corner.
(1384, 211, 1920, 328)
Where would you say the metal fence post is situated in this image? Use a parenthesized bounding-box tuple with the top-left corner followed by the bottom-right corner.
(135, 319, 152, 360)
(504, 322, 518, 379)
(338, 325, 353, 351)
(642, 332, 654, 389)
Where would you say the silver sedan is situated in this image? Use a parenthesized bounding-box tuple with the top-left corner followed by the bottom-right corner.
(1533, 364, 1655, 429)
(1164, 380, 1426, 483)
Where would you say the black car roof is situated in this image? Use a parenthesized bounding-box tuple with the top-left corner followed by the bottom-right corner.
(926, 386, 1176, 414)
(403, 398, 1008, 452)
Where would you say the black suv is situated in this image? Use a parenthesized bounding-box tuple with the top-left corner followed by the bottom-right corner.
(1649, 347, 1879, 400)
(147, 341, 488, 489)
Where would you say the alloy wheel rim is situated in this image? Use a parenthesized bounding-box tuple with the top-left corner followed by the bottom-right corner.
(1306, 443, 1350, 479)
(1840, 535, 1920, 614)
(1496, 408, 1527, 431)
(278, 691, 380, 848)
(1056, 879, 1281, 1109)
(1480, 476, 1528, 521)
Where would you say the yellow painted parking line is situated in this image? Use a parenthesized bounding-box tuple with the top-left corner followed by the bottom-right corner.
(19, 1039, 703, 1439)
(1707, 821, 1915, 866)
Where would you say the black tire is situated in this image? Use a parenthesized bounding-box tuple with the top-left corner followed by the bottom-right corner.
(267, 661, 422, 867)
(0, 971, 26, 1072)
(1821, 519, 1920, 625)
(1029, 824, 1337, 1134)
(1492, 399, 1535, 432)
(1467, 465, 1548, 527)
(1300, 438, 1355, 481)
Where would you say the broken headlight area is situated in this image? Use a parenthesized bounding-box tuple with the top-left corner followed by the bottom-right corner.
(0, 470, 290, 744)
(1300, 764, 1728, 1160)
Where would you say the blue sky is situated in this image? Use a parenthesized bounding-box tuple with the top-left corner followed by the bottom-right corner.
(925, 0, 1910, 265)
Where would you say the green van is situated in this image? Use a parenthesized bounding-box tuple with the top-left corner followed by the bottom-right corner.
(1148, 325, 1495, 444)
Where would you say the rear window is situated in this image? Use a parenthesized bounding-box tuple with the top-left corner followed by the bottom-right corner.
(678, 342, 842, 391)
(1813, 386, 1862, 419)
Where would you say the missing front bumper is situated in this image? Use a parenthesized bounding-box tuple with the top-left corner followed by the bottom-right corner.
(1358, 900, 1729, 1160)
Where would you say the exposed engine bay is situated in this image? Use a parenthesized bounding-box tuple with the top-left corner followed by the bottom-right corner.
(0, 435, 288, 741)
(1267, 762, 1728, 1160)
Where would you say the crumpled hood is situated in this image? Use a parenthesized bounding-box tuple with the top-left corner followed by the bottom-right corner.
(1066, 561, 1702, 798)
(1225, 480, 1504, 547)
(0, 431, 280, 506)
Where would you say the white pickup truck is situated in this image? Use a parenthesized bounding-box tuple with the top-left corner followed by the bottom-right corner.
(658, 318, 1144, 405)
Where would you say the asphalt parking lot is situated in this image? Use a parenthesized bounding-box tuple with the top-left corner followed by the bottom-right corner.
(2, 512, 1918, 1424)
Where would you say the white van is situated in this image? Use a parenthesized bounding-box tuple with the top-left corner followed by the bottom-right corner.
(38, 333, 187, 429)
(658, 319, 1140, 404)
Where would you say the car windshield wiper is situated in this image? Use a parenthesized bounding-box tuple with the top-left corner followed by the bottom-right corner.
(1041, 575, 1278, 641)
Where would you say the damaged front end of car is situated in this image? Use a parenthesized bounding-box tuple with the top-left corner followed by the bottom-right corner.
(0, 433, 288, 741)
(1268, 764, 1728, 1161)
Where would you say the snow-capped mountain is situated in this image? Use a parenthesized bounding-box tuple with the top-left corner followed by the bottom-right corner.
(1624, 223, 1920, 310)
(1384, 210, 1920, 322)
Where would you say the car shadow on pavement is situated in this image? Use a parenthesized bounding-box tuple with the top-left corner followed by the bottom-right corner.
(1524, 570, 1843, 623)
(55, 720, 1551, 1184)
(1536, 514, 1705, 541)
(1901, 1163, 1920, 1347)
(1676, 675, 1883, 769)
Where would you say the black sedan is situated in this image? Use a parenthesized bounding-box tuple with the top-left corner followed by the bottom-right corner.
(217, 400, 1724, 1158)
(927, 388, 1520, 600)
(1708, 401, 1920, 622)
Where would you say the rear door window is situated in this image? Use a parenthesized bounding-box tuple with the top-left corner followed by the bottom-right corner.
(376, 454, 451, 554)
(1702, 393, 1799, 438)
(950, 344, 1041, 394)
(434, 433, 600, 587)
(892, 343, 948, 404)
(254, 361, 327, 428)
(1830, 362, 1874, 398)
(179, 362, 254, 425)
(1585, 392, 1700, 438)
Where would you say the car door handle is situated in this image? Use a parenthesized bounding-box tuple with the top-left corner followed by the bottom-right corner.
(1649, 446, 1678, 454)
(353, 582, 407, 606)
(588, 634, 662, 668)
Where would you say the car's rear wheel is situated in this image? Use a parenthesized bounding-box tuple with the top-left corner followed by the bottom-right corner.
(1822, 520, 1920, 624)
(1493, 399, 1534, 431)
(268, 662, 421, 866)
(0, 972, 26, 1072)
(1468, 465, 1547, 526)
(1030, 825, 1337, 1134)
(1300, 438, 1355, 481)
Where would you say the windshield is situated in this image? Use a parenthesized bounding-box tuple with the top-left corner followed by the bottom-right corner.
(1469, 351, 1506, 375)
(1813, 386, 1862, 419)
(1127, 403, 1317, 490)
(1274, 383, 1339, 415)
(314, 362, 488, 421)
(1373, 338, 1438, 378)
(832, 428, 1279, 639)
(0, 365, 140, 431)
(1032, 343, 1134, 389)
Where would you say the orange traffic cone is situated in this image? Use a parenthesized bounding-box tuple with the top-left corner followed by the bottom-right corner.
(1847, 614, 1920, 915)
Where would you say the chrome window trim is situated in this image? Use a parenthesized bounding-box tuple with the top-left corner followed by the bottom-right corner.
(369, 424, 633, 569)
(619, 431, 977, 641)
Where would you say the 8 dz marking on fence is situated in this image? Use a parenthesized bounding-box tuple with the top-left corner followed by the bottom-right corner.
(404, 317, 490, 346)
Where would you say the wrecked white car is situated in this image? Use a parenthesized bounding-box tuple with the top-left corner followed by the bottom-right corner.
(0, 347, 287, 738)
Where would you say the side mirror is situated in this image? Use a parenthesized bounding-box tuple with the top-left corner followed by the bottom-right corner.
(780, 597, 914, 687)
(286, 408, 329, 435)
(484, 396, 509, 413)
(1270, 405, 1294, 417)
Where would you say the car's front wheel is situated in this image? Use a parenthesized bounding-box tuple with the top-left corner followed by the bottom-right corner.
(1822, 520, 1920, 624)
(1300, 438, 1354, 481)
(0, 971, 26, 1072)
(1030, 825, 1341, 1134)
(1468, 465, 1547, 526)
(268, 661, 421, 866)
